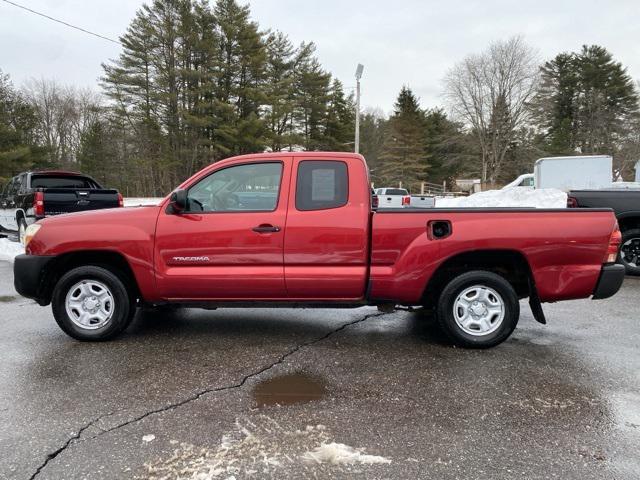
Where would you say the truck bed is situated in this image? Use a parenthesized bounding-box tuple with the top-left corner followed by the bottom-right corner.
(369, 208, 616, 303)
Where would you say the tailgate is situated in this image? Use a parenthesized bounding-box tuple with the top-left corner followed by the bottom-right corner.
(378, 195, 402, 208)
(42, 189, 120, 216)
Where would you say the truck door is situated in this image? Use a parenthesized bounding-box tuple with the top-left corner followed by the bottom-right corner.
(154, 160, 291, 300)
(284, 158, 370, 299)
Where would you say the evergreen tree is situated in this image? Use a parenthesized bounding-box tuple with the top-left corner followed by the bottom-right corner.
(423, 108, 467, 185)
(533, 45, 639, 160)
(321, 79, 355, 151)
(377, 87, 428, 192)
(358, 110, 386, 178)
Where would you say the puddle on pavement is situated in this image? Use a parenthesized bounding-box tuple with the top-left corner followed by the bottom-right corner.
(0, 295, 17, 302)
(252, 372, 326, 408)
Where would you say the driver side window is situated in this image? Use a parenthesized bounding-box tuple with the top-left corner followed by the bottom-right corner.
(187, 162, 283, 212)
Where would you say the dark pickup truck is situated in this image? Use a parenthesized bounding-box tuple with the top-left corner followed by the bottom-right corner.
(568, 189, 640, 275)
(0, 171, 122, 244)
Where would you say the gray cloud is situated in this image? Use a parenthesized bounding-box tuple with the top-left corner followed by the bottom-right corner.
(1, 0, 638, 113)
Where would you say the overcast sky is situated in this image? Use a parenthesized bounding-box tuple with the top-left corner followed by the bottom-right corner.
(1, 0, 639, 113)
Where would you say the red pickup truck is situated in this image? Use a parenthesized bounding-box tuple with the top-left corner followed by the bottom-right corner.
(14, 152, 625, 348)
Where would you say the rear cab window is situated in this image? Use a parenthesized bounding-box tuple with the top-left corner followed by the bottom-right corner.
(295, 161, 348, 211)
(30, 175, 99, 189)
(383, 188, 408, 196)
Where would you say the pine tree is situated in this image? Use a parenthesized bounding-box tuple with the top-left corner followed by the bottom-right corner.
(533, 45, 639, 159)
(377, 87, 428, 192)
(321, 79, 355, 151)
(423, 108, 467, 185)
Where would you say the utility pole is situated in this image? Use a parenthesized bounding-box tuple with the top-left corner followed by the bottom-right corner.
(354, 64, 364, 154)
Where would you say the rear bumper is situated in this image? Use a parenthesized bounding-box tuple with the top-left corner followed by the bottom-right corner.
(592, 264, 626, 300)
(14, 254, 54, 305)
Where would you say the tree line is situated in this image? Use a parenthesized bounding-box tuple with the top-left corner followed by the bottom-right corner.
(1, 0, 639, 195)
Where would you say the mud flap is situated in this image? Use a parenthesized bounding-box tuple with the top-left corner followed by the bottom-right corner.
(528, 280, 547, 325)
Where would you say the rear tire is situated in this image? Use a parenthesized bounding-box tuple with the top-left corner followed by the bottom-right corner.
(618, 228, 640, 276)
(52, 266, 135, 341)
(436, 270, 520, 348)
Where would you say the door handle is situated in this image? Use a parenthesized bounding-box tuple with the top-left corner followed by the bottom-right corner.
(252, 224, 281, 233)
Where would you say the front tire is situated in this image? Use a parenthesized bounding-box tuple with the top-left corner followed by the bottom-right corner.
(436, 270, 520, 348)
(52, 266, 135, 341)
(619, 228, 640, 276)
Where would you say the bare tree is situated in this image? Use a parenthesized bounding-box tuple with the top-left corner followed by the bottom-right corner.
(444, 36, 539, 183)
(23, 79, 103, 168)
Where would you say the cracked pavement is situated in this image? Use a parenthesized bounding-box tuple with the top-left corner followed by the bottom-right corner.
(1, 260, 639, 479)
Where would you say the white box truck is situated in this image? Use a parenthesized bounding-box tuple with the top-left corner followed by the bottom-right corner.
(533, 155, 612, 191)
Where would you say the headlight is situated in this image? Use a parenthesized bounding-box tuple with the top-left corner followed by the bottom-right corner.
(24, 224, 41, 249)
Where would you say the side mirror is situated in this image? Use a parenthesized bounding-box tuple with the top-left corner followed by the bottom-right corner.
(169, 189, 188, 213)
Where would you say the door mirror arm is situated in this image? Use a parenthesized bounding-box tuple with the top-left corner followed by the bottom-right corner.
(169, 189, 188, 214)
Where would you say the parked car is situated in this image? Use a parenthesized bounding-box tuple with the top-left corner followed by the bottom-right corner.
(502, 173, 535, 189)
(14, 152, 624, 348)
(374, 187, 411, 208)
(568, 188, 640, 275)
(0, 171, 122, 244)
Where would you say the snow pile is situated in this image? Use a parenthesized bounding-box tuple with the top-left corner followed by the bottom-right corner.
(436, 188, 567, 208)
(0, 238, 23, 263)
(302, 442, 391, 465)
(123, 197, 163, 207)
(609, 181, 640, 189)
(145, 416, 391, 479)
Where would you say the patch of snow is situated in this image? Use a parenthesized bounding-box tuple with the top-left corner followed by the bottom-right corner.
(143, 434, 156, 443)
(436, 188, 567, 208)
(123, 197, 163, 207)
(0, 238, 23, 264)
(145, 416, 391, 479)
(609, 182, 640, 189)
(302, 442, 391, 465)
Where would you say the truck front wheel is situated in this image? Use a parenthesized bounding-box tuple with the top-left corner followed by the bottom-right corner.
(619, 228, 640, 276)
(436, 271, 520, 348)
(51, 266, 135, 341)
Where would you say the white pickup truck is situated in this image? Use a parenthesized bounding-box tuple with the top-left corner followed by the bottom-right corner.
(374, 188, 411, 208)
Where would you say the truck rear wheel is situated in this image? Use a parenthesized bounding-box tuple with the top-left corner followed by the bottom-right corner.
(619, 228, 640, 276)
(436, 270, 520, 348)
(51, 266, 135, 341)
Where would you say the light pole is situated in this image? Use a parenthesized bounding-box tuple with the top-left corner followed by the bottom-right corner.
(354, 63, 364, 154)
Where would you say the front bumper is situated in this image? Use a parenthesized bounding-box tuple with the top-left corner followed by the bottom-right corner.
(14, 254, 55, 305)
(592, 264, 626, 300)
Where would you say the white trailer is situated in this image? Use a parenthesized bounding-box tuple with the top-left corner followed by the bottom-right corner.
(534, 155, 612, 191)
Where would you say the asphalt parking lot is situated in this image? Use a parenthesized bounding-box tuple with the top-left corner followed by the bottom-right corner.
(0, 260, 639, 480)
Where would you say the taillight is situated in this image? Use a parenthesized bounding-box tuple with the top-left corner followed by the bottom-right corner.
(605, 223, 622, 263)
(567, 196, 578, 208)
(33, 192, 44, 217)
(402, 195, 411, 206)
(371, 195, 379, 210)
(118, 193, 124, 208)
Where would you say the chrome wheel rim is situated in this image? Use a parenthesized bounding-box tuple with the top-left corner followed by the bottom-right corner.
(65, 280, 115, 330)
(620, 238, 640, 268)
(453, 285, 505, 336)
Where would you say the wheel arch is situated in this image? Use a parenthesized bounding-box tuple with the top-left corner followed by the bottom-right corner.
(40, 250, 141, 305)
(618, 213, 640, 232)
(422, 249, 535, 308)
